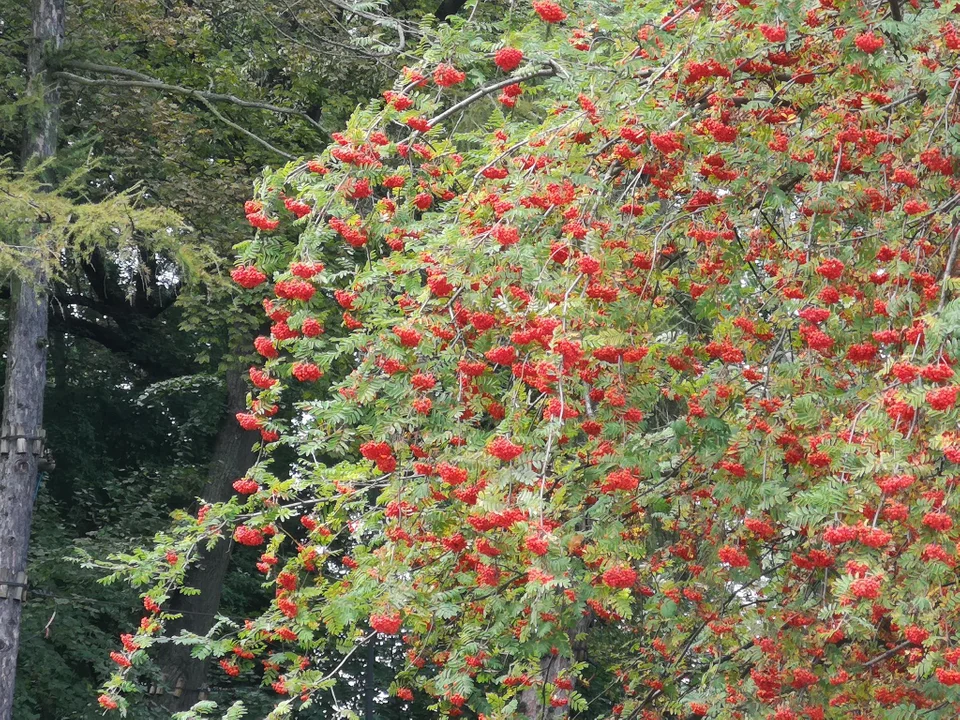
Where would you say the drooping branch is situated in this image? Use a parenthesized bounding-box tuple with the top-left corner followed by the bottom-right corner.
(49, 309, 190, 379)
(54, 62, 324, 158)
(55, 71, 297, 159)
(60, 61, 327, 132)
(192, 94, 296, 160)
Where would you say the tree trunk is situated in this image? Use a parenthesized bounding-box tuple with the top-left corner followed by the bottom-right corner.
(520, 614, 592, 720)
(157, 367, 257, 711)
(365, 634, 376, 720)
(0, 1, 63, 718)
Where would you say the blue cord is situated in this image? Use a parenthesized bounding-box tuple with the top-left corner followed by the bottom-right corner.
(33, 471, 45, 503)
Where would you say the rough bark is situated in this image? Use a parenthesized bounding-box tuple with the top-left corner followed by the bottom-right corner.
(520, 614, 592, 720)
(0, 1, 63, 718)
(156, 367, 257, 711)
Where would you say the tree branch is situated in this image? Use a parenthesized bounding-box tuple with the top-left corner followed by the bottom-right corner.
(428, 65, 557, 127)
(56, 61, 326, 132)
(50, 311, 185, 378)
(860, 640, 912, 669)
(64, 61, 326, 131)
(321, 0, 407, 55)
(55, 71, 296, 159)
(192, 94, 296, 160)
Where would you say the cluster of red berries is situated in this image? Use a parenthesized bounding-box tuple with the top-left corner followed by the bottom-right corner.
(393, 326, 422, 347)
(498, 83, 523, 107)
(329, 217, 368, 247)
(233, 478, 260, 494)
(487, 436, 524, 461)
(254, 336, 278, 359)
(231, 265, 268, 289)
(384, 91, 414, 111)
(292, 362, 322, 382)
(927, 386, 959, 411)
(492, 224, 520, 247)
(234, 525, 265, 547)
(274, 278, 316, 302)
(433, 63, 466, 87)
(850, 576, 882, 599)
(249, 366, 276, 389)
(360, 441, 397, 473)
(601, 469, 638, 493)
(235, 412, 262, 431)
(283, 197, 312, 218)
(532, 0, 566, 23)
(219, 658, 241, 677)
(485, 346, 516, 365)
(524, 535, 549, 556)
(290, 261, 323, 278)
(853, 32, 884, 53)
(370, 611, 402, 634)
(494, 47, 524, 72)
(601, 565, 637, 589)
(244, 200, 280, 231)
(759, 24, 787, 42)
(717, 545, 750, 568)
(407, 116, 432, 132)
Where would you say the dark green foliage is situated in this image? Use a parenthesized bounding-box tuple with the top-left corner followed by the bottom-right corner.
(1, 0, 458, 716)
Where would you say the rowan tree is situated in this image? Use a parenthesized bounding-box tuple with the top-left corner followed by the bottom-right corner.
(98, 0, 960, 718)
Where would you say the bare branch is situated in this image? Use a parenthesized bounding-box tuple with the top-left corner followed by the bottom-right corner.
(192, 94, 295, 160)
(57, 62, 327, 133)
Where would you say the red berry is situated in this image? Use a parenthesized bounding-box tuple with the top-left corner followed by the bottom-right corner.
(292, 361, 322, 382)
(494, 47, 524, 71)
(231, 265, 268, 289)
(532, 0, 566, 23)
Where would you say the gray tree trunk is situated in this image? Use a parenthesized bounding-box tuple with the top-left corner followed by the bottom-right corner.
(520, 614, 592, 720)
(157, 368, 257, 711)
(0, 1, 63, 718)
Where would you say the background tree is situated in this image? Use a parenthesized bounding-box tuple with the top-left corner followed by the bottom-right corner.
(1, 0, 450, 716)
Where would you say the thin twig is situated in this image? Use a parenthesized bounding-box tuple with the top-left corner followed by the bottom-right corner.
(938, 221, 960, 311)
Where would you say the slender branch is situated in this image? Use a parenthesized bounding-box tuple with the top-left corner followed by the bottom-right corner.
(878, 89, 927, 112)
(939, 221, 960, 311)
(428, 65, 556, 127)
(191, 94, 295, 159)
(55, 71, 297, 159)
(860, 640, 912, 669)
(57, 62, 326, 132)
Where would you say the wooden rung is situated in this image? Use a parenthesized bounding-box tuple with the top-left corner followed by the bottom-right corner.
(0, 571, 27, 601)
